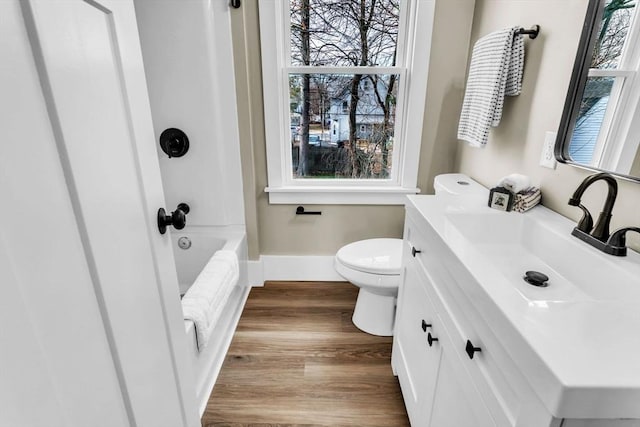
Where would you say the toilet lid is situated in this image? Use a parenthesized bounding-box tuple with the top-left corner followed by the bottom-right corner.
(336, 238, 403, 275)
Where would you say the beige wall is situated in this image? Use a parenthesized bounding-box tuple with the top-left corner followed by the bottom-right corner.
(231, 1, 475, 259)
(455, 0, 640, 250)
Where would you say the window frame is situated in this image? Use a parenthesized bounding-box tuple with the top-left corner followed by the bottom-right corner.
(565, 1, 640, 176)
(258, 0, 436, 204)
(593, 7, 640, 174)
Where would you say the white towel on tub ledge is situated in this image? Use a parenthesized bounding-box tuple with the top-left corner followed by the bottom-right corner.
(181, 250, 239, 351)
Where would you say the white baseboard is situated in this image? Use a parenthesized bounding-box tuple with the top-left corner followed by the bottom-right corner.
(247, 255, 344, 286)
(247, 260, 264, 287)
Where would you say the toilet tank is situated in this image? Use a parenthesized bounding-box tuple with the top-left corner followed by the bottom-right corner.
(434, 173, 487, 196)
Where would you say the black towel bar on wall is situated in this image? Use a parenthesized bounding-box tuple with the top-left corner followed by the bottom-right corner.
(516, 25, 540, 39)
(296, 206, 322, 215)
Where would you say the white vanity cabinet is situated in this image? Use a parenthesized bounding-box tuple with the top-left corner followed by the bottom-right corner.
(394, 198, 640, 427)
(393, 205, 559, 427)
(392, 232, 495, 427)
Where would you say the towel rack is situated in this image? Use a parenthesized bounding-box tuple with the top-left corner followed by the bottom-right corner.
(516, 25, 540, 39)
(296, 206, 321, 215)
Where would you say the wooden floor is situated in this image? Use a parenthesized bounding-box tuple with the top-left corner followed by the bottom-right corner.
(201, 281, 410, 427)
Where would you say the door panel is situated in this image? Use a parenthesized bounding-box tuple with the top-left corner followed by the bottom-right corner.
(0, 1, 197, 425)
(1, 2, 132, 425)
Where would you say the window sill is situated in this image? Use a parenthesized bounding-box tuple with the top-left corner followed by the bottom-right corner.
(264, 186, 421, 205)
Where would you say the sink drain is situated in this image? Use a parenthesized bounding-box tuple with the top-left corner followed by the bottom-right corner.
(523, 271, 549, 287)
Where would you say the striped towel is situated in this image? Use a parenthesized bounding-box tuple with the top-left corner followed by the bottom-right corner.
(513, 187, 541, 213)
(458, 27, 525, 147)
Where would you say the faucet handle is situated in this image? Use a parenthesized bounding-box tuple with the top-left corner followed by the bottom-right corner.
(606, 227, 640, 256)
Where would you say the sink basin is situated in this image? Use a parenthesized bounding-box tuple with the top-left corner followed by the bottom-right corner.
(444, 211, 640, 303)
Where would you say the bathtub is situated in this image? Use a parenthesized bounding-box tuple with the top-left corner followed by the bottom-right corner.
(171, 225, 250, 416)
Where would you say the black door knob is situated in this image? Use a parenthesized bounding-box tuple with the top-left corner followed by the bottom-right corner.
(177, 202, 190, 215)
(411, 247, 421, 257)
(421, 319, 432, 332)
(157, 203, 190, 234)
(427, 332, 439, 347)
(465, 340, 482, 359)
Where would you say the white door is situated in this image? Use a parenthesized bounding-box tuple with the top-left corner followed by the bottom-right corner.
(0, 1, 199, 426)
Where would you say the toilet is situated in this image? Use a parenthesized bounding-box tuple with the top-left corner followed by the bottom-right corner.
(334, 173, 487, 336)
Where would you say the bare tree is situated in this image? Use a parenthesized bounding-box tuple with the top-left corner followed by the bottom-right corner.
(290, 0, 399, 178)
(290, 0, 312, 176)
(592, 0, 635, 69)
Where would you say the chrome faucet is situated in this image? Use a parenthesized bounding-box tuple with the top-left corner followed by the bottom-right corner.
(568, 172, 618, 242)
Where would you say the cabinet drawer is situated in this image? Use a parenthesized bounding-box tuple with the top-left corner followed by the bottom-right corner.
(404, 210, 430, 265)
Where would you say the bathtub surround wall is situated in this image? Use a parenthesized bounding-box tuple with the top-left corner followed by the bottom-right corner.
(456, 0, 640, 251)
(230, 0, 477, 267)
(134, 0, 245, 228)
(133, 0, 251, 412)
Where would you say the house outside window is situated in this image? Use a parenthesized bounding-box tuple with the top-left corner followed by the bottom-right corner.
(259, 0, 436, 204)
(568, 0, 640, 174)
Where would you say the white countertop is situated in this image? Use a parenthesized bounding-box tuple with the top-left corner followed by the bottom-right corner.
(406, 194, 640, 419)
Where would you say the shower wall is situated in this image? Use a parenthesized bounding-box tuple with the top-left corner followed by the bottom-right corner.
(134, 0, 245, 227)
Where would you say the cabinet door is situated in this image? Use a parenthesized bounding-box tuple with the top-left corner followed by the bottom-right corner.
(429, 326, 496, 427)
(394, 255, 441, 426)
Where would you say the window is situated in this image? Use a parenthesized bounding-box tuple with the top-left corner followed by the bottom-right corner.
(568, 0, 640, 174)
(259, 0, 436, 204)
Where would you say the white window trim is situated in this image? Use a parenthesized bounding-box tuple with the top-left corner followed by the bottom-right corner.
(585, 7, 640, 175)
(258, 0, 436, 205)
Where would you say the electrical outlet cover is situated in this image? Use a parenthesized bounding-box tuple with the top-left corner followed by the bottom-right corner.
(540, 131, 557, 169)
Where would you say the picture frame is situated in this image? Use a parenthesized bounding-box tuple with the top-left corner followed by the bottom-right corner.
(488, 187, 514, 211)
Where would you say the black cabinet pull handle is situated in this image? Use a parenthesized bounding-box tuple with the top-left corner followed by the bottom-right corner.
(411, 247, 421, 257)
(427, 332, 439, 347)
(421, 319, 432, 332)
(230, 0, 241, 8)
(465, 340, 482, 359)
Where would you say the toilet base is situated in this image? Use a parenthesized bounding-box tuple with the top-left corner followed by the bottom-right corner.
(352, 288, 396, 336)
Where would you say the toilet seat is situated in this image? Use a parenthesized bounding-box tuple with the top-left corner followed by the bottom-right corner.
(334, 259, 400, 292)
(335, 238, 402, 276)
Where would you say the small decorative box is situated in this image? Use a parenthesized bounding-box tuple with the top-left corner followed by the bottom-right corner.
(488, 186, 514, 211)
